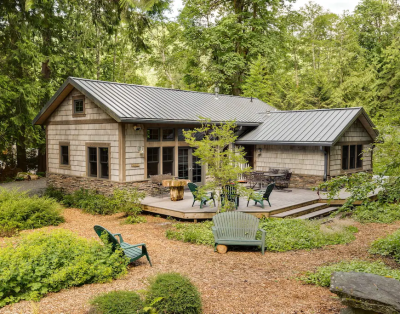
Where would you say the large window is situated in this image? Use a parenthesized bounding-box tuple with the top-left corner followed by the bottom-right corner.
(162, 128, 175, 141)
(147, 128, 160, 141)
(163, 147, 174, 175)
(147, 147, 159, 177)
(87, 145, 109, 179)
(59, 142, 70, 168)
(342, 144, 363, 171)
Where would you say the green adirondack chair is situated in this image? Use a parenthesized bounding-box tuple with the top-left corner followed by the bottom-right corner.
(212, 212, 266, 254)
(247, 183, 275, 209)
(94, 225, 152, 266)
(188, 182, 215, 209)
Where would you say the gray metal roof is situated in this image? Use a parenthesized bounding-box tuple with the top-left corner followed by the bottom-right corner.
(236, 107, 377, 146)
(33, 77, 274, 125)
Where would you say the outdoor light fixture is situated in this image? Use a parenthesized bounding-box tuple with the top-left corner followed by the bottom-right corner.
(137, 146, 144, 154)
(257, 147, 262, 154)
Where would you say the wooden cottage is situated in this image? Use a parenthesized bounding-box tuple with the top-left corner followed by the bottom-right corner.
(33, 77, 378, 194)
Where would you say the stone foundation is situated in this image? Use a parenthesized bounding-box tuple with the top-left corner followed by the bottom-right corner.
(289, 173, 325, 189)
(47, 172, 151, 195)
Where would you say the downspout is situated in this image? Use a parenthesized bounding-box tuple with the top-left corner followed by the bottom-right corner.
(320, 146, 328, 181)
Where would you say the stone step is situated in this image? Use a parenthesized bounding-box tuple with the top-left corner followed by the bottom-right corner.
(270, 203, 329, 218)
(295, 207, 338, 220)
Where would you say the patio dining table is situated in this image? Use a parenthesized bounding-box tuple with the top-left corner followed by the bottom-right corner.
(249, 172, 285, 189)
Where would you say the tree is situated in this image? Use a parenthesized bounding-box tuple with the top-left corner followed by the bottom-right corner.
(184, 119, 251, 212)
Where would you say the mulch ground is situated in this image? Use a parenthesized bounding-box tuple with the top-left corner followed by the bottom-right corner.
(1, 208, 400, 314)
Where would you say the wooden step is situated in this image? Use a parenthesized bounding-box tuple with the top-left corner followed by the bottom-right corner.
(266, 199, 319, 216)
(296, 207, 338, 220)
(270, 203, 329, 218)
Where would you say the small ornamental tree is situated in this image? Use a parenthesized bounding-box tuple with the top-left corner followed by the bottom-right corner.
(184, 118, 252, 212)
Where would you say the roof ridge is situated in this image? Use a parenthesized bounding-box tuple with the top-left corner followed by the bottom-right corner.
(269, 107, 363, 113)
(69, 77, 261, 101)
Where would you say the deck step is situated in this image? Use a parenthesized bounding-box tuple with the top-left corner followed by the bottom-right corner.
(296, 207, 338, 220)
(271, 203, 329, 218)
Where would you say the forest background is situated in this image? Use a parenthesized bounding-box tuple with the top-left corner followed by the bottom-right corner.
(1, 0, 399, 173)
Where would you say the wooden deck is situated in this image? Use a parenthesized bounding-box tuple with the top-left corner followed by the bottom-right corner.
(141, 188, 360, 220)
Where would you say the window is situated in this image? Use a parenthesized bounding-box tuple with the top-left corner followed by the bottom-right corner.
(162, 128, 175, 141)
(59, 142, 70, 168)
(87, 144, 110, 179)
(72, 95, 85, 116)
(163, 147, 174, 175)
(147, 128, 160, 141)
(147, 147, 159, 177)
(342, 144, 363, 171)
(178, 128, 204, 141)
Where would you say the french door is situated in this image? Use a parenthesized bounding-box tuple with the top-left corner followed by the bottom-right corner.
(178, 147, 203, 184)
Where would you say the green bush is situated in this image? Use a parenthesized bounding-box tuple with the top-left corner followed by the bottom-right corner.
(0, 188, 64, 237)
(36, 172, 46, 177)
(166, 218, 357, 251)
(352, 203, 400, 223)
(260, 218, 357, 252)
(90, 291, 143, 314)
(46, 187, 146, 218)
(145, 273, 202, 314)
(300, 260, 400, 287)
(370, 228, 400, 262)
(0, 229, 129, 307)
(166, 221, 214, 245)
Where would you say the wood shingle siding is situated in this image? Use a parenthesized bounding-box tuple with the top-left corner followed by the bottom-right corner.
(125, 124, 145, 181)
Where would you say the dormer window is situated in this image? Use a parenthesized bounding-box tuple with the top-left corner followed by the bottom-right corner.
(72, 95, 85, 116)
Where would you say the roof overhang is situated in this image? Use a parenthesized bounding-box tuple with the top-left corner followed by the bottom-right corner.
(120, 118, 260, 126)
(234, 140, 333, 146)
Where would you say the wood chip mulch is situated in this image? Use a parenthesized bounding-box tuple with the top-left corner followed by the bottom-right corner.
(1, 208, 399, 314)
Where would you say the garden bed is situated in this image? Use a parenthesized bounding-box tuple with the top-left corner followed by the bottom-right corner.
(0, 208, 400, 314)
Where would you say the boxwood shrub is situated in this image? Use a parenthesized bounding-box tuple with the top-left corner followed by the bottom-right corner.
(90, 291, 143, 314)
(0, 229, 129, 307)
(0, 188, 64, 237)
(145, 273, 202, 314)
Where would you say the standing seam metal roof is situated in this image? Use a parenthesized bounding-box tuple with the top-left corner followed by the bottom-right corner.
(236, 107, 377, 146)
(33, 77, 274, 125)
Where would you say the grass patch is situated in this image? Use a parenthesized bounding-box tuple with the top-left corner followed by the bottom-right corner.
(351, 203, 400, 223)
(90, 291, 143, 314)
(0, 188, 64, 237)
(370, 228, 400, 262)
(166, 218, 357, 251)
(0, 229, 129, 307)
(300, 260, 400, 287)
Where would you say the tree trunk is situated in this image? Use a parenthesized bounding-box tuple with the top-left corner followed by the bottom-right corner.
(16, 133, 27, 172)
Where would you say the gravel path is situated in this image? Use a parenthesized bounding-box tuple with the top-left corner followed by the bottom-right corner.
(1, 208, 399, 314)
(0, 177, 47, 195)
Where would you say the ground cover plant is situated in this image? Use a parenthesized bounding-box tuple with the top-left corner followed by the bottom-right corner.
(45, 186, 146, 222)
(0, 229, 129, 307)
(166, 218, 357, 251)
(145, 272, 202, 314)
(300, 260, 400, 287)
(369, 228, 400, 262)
(90, 291, 144, 314)
(0, 188, 64, 237)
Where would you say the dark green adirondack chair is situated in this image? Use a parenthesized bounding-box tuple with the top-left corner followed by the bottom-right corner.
(247, 182, 275, 209)
(94, 225, 152, 266)
(212, 212, 266, 254)
(220, 184, 239, 209)
(188, 182, 215, 209)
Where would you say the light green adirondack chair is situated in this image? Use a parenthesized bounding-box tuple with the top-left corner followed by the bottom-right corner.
(212, 212, 266, 254)
(94, 225, 152, 266)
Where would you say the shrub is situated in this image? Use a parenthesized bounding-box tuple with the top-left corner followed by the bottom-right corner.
(300, 260, 400, 287)
(36, 172, 46, 177)
(260, 218, 357, 252)
(166, 221, 214, 246)
(145, 273, 202, 314)
(62, 189, 116, 215)
(352, 203, 400, 223)
(370, 229, 400, 262)
(90, 291, 143, 314)
(44, 185, 65, 202)
(0, 229, 129, 307)
(0, 188, 64, 237)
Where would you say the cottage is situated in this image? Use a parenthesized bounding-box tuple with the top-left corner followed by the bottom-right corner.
(33, 77, 378, 194)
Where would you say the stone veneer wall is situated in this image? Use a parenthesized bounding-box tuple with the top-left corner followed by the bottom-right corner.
(289, 173, 325, 189)
(47, 173, 151, 195)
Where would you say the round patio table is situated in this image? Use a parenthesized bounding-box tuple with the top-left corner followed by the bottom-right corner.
(162, 179, 191, 201)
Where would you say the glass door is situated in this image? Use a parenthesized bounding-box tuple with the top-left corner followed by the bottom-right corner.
(178, 148, 203, 184)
